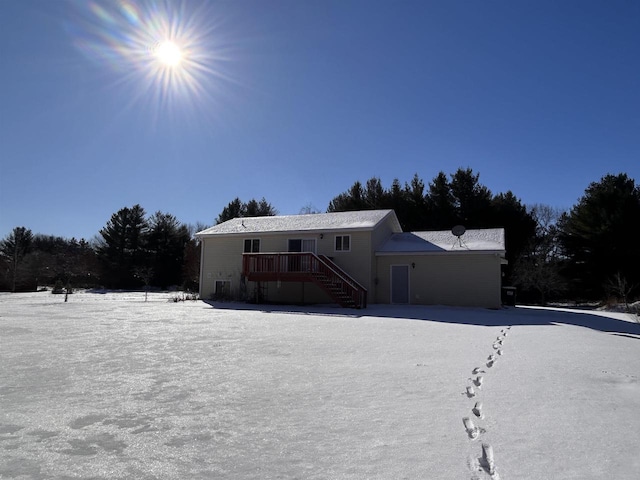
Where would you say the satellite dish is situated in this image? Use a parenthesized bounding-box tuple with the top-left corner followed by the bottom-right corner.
(452, 225, 466, 248)
(452, 225, 466, 237)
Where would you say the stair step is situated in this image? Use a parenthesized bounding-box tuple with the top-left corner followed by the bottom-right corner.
(309, 256, 367, 309)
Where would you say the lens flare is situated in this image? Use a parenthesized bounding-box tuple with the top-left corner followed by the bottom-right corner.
(65, 0, 237, 126)
(155, 40, 182, 67)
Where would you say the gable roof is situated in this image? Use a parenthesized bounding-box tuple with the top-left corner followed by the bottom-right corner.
(376, 228, 505, 255)
(196, 210, 402, 237)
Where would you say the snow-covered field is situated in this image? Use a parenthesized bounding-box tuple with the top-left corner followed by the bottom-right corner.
(1, 291, 639, 479)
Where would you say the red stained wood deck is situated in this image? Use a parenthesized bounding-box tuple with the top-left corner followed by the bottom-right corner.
(242, 252, 367, 309)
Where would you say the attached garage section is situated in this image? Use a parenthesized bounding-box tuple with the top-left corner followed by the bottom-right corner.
(374, 228, 506, 309)
(375, 253, 503, 308)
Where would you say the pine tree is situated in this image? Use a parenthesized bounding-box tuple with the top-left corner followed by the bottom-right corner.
(449, 168, 493, 227)
(0, 226, 33, 291)
(146, 212, 190, 288)
(96, 205, 149, 288)
(490, 191, 537, 267)
(216, 198, 244, 224)
(425, 171, 457, 230)
(402, 174, 427, 231)
(364, 177, 385, 209)
(558, 173, 640, 299)
(327, 181, 368, 212)
(216, 198, 277, 224)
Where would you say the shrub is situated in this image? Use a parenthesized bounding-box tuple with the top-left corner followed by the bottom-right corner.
(52, 280, 65, 294)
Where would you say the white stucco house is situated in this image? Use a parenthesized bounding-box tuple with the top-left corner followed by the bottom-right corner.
(196, 209, 506, 308)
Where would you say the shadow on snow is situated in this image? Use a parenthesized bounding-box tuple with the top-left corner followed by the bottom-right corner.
(203, 301, 640, 338)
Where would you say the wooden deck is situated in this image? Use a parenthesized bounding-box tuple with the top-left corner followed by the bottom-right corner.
(242, 252, 367, 308)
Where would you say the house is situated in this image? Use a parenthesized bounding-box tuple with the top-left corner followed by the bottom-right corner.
(196, 209, 506, 308)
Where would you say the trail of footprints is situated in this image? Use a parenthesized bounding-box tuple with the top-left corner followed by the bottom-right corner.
(463, 326, 512, 479)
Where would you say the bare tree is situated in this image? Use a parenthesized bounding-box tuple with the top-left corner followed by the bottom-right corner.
(604, 272, 636, 312)
(299, 203, 321, 215)
(511, 204, 567, 305)
(134, 266, 154, 302)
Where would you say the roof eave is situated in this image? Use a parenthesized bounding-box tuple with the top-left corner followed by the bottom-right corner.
(197, 225, 381, 238)
(375, 249, 506, 256)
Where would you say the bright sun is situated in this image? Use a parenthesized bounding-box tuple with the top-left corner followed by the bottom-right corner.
(155, 41, 182, 67)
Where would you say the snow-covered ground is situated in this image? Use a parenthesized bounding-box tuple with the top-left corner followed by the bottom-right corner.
(1, 291, 639, 479)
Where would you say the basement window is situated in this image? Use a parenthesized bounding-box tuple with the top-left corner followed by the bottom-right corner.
(335, 235, 351, 252)
(214, 280, 231, 299)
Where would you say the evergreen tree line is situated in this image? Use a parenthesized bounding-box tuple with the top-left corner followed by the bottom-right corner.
(1, 171, 639, 305)
(325, 169, 640, 304)
(0, 206, 202, 292)
(327, 168, 536, 273)
(94, 205, 200, 290)
(0, 228, 98, 293)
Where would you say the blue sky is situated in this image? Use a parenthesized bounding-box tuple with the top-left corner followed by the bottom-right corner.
(1, 0, 638, 241)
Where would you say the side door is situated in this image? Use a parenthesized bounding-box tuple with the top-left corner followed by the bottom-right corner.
(390, 264, 410, 304)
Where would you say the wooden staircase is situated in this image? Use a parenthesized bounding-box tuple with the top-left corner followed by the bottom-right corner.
(242, 252, 367, 309)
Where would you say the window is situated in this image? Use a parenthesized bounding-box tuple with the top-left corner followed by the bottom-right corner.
(335, 235, 350, 252)
(215, 280, 231, 298)
(287, 238, 316, 272)
(287, 238, 316, 253)
(243, 238, 260, 253)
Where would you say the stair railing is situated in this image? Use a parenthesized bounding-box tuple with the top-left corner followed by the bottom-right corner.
(242, 252, 367, 308)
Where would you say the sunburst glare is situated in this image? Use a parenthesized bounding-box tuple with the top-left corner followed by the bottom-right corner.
(155, 40, 182, 67)
(65, 0, 235, 126)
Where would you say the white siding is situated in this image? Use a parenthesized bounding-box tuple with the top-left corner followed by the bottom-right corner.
(376, 254, 502, 308)
(199, 231, 372, 304)
(369, 214, 401, 302)
(200, 236, 245, 300)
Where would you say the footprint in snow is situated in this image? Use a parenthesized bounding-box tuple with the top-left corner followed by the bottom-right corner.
(480, 443, 497, 476)
(463, 417, 482, 440)
(472, 367, 484, 374)
(472, 401, 484, 419)
(486, 359, 495, 368)
(497, 349, 503, 356)
(467, 455, 482, 480)
(466, 386, 476, 398)
(473, 376, 484, 387)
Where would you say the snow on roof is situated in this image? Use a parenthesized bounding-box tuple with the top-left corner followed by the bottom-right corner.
(196, 210, 401, 236)
(377, 228, 505, 254)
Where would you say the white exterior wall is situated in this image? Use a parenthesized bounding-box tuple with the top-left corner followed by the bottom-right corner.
(199, 236, 245, 300)
(375, 254, 503, 308)
(369, 214, 402, 302)
(199, 230, 376, 304)
(325, 230, 371, 288)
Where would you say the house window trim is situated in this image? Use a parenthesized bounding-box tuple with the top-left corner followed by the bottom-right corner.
(334, 234, 351, 252)
(243, 238, 261, 253)
(287, 238, 317, 254)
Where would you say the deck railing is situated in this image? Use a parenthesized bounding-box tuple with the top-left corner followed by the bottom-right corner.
(242, 252, 367, 308)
